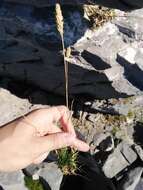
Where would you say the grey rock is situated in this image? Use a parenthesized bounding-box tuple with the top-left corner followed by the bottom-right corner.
(135, 179, 143, 190)
(86, 95, 143, 117)
(0, 87, 49, 126)
(0, 88, 31, 126)
(25, 162, 63, 190)
(120, 143, 137, 164)
(133, 145, 143, 161)
(38, 163, 63, 190)
(0, 171, 27, 190)
(102, 142, 137, 178)
(118, 167, 143, 190)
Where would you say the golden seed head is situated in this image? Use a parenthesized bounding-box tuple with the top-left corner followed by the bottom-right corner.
(55, 3, 64, 36)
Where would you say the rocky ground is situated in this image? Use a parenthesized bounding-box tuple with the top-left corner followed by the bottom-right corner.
(0, 0, 143, 190)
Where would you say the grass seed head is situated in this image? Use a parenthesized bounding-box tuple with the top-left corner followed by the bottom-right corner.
(55, 3, 64, 37)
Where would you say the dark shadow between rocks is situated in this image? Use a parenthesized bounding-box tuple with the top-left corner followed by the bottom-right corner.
(2, 0, 137, 11)
(0, 59, 128, 106)
(40, 177, 52, 190)
(0, 186, 4, 190)
(117, 55, 143, 91)
(133, 122, 143, 145)
(82, 50, 111, 70)
(0, 2, 88, 51)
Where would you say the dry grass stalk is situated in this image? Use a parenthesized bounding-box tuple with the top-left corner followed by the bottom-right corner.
(55, 3, 69, 108)
(55, 3, 78, 176)
(65, 46, 72, 60)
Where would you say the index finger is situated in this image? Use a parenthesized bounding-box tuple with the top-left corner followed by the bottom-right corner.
(56, 106, 76, 137)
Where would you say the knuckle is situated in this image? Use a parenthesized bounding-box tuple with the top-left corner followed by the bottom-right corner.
(58, 105, 69, 112)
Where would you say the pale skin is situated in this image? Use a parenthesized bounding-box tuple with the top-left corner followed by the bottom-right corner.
(0, 106, 89, 172)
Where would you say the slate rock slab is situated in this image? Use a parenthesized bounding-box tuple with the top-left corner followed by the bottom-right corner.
(102, 142, 137, 178)
(117, 167, 143, 190)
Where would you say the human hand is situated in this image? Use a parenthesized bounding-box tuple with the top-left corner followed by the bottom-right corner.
(0, 106, 89, 172)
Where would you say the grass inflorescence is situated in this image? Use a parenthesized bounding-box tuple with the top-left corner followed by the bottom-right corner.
(55, 3, 69, 108)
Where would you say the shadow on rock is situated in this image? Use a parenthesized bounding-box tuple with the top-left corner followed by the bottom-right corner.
(117, 55, 143, 91)
(133, 122, 143, 145)
(40, 177, 52, 190)
(82, 50, 111, 70)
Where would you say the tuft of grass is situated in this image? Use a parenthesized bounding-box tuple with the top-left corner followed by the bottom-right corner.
(24, 176, 44, 190)
(84, 5, 115, 29)
(57, 148, 78, 176)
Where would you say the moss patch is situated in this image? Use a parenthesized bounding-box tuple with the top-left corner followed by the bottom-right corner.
(24, 176, 44, 190)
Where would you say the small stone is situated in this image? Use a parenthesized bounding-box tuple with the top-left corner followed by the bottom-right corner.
(32, 174, 39, 181)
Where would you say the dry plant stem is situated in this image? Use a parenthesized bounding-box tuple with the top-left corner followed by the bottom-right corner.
(55, 4, 78, 176)
(55, 3, 69, 108)
(61, 36, 69, 109)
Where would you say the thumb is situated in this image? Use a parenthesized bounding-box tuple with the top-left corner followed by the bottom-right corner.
(39, 132, 89, 153)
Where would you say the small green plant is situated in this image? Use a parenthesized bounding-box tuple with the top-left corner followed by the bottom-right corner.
(127, 110, 135, 119)
(57, 148, 78, 175)
(24, 176, 44, 190)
